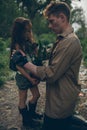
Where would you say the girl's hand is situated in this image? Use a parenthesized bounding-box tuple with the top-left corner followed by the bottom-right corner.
(30, 78, 40, 85)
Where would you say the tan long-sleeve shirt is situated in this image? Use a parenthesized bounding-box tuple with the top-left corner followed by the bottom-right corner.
(37, 26, 82, 119)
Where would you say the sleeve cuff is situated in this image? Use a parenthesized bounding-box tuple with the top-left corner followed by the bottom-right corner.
(36, 66, 46, 81)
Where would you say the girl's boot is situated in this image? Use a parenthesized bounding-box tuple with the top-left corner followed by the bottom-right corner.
(28, 102, 43, 120)
(19, 107, 39, 127)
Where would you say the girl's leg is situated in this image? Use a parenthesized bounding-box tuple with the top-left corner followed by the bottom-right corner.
(18, 89, 39, 127)
(28, 86, 43, 120)
(18, 89, 30, 126)
(18, 89, 27, 108)
(29, 86, 40, 103)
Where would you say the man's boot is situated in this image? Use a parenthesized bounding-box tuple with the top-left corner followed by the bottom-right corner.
(19, 107, 40, 128)
(28, 102, 43, 120)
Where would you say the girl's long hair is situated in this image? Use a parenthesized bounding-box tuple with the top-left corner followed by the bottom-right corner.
(10, 17, 35, 56)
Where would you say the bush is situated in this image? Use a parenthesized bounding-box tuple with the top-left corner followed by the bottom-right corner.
(0, 38, 11, 87)
(37, 33, 56, 43)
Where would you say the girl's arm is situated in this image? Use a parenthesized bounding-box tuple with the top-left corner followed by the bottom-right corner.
(16, 65, 39, 85)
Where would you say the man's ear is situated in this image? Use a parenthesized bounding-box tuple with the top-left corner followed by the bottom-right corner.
(59, 13, 66, 22)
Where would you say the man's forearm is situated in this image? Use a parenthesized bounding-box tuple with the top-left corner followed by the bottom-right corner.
(24, 62, 38, 76)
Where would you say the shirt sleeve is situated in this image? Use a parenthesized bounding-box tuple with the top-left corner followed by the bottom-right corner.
(36, 38, 82, 83)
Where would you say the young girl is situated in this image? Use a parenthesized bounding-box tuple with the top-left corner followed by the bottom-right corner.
(10, 17, 43, 127)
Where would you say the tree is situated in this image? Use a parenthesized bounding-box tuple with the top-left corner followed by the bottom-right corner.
(0, 0, 24, 38)
(16, 0, 52, 20)
(16, 0, 72, 20)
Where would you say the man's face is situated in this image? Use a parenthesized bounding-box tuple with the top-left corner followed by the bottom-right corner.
(47, 14, 64, 34)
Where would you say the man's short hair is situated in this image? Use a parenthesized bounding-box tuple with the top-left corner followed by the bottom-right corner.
(43, 1, 70, 22)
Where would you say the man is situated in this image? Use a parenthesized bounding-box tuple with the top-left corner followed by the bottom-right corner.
(12, 1, 87, 130)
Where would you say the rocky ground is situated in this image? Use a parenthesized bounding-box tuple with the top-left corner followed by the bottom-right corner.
(0, 63, 87, 130)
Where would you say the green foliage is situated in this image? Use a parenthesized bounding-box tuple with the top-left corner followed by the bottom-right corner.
(0, 0, 25, 38)
(80, 38, 87, 67)
(38, 40, 49, 62)
(76, 26, 86, 40)
(76, 25, 87, 67)
(32, 33, 55, 66)
(16, 0, 52, 20)
(37, 33, 56, 43)
(34, 33, 56, 63)
(36, 33, 56, 63)
(32, 14, 49, 35)
(71, 8, 85, 25)
(0, 38, 11, 87)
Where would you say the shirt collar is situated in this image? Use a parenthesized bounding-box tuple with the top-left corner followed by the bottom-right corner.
(57, 25, 74, 40)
